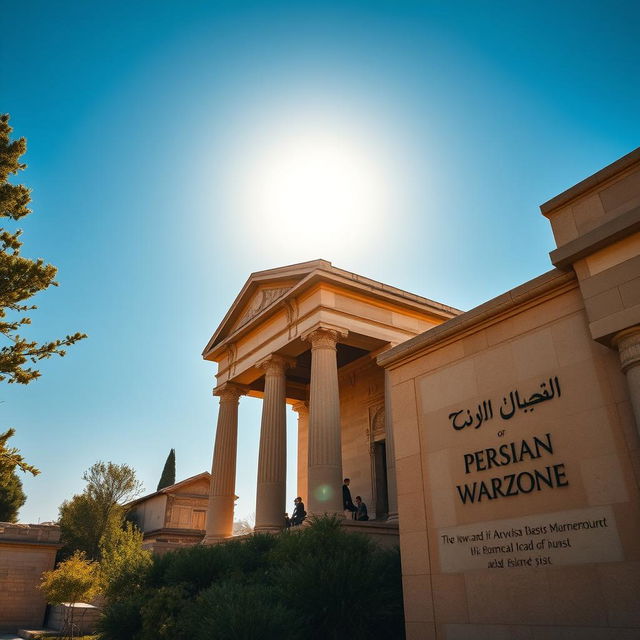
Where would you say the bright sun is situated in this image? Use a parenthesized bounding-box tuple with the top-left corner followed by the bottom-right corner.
(227, 120, 396, 261)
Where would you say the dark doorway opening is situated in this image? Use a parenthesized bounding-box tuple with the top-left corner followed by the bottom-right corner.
(374, 441, 389, 520)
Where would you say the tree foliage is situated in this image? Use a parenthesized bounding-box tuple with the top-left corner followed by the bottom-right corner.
(0, 427, 39, 522)
(82, 461, 143, 512)
(0, 465, 25, 522)
(40, 550, 100, 605)
(59, 461, 143, 560)
(40, 551, 100, 639)
(156, 448, 176, 491)
(0, 427, 40, 474)
(59, 493, 120, 560)
(0, 114, 85, 384)
(99, 521, 152, 602)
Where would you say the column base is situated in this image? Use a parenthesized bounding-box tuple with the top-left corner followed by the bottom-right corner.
(202, 534, 231, 545)
(253, 525, 284, 534)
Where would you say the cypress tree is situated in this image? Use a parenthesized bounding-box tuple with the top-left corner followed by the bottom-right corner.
(157, 449, 176, 490)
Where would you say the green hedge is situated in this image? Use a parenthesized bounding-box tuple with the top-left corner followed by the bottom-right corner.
(98, 516, 404, 640)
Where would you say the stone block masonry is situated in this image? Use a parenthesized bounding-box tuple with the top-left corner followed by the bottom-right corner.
(0, 523, 62, 633)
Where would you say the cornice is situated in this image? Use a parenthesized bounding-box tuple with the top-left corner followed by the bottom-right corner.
(0, 539, 63, 550)
(540, 146, 640, 217)
(378, 269, 578, 369)
(203, 261, 461, 360)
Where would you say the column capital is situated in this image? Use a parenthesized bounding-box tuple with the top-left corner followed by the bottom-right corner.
(301, 324, 349, 350)
(613, 326, 640, 373)
(213, 383, 246, 403)
(255, 353, 295, 375)
(291, 401, 309, 416)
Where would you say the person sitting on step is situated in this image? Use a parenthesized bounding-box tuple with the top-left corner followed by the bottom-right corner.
(291, 496, 307, 526)
(355, 495, 369, 521)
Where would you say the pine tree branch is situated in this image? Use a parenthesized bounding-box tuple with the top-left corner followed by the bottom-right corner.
(0, 114, 87, 384)
(0, 428, 40, 475)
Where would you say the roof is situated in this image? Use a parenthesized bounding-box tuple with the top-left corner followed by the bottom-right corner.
(125, 472, 211, 509)
(202, 259, 461, 360)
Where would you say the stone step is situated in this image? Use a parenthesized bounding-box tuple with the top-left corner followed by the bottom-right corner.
(17, 629, 59, 639)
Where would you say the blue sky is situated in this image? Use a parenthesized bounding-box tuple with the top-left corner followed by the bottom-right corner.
(3, 0, 639, 524)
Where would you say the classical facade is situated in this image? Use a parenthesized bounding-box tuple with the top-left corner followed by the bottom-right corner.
(201, 262, 459, 541)
(203, 147, 640, 638)
(126, 472, 210, 554)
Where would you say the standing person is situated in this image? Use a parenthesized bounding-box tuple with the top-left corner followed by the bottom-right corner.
(342, 478, 357, 518)
(355, 496, 369, 521)
(291, 496, 306, 526)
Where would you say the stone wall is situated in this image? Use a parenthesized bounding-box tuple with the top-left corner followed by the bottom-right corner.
(381, 271, 640, 638)
(0, 522, 61, 632)
(48, 603, 101, 635)
(379, 147, 640, 639)
(339, 357, 386, 518)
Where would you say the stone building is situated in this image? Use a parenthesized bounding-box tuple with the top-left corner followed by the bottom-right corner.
(378, 147, 640, 638)
(0, 522, 61, 632)
(203, 147, 640, 638)
(126, 472, 210, 554)
(201, 261, 459, 541)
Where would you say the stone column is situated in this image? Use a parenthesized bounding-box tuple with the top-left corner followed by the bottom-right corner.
(292, 402, 309, 502)
(613, 326, 640, 437)
(204, 384, 244, 543)
(254, 354, 292, 533)
(384, 370, 399, 521)
(303, 326, 348, 515)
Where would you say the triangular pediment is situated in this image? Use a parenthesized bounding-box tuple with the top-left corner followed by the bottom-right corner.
(202, 258, 462, 361)
(125, 472, 211, 508)
(165, 474, 211, 496)
(232, 285, 293, 332)
(202, 260, 332, 358)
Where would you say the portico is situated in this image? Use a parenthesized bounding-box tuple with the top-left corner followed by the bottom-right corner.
(202, 260, 459, 541)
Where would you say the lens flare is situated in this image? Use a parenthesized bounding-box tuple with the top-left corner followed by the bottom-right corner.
(313, 484, 334, 502)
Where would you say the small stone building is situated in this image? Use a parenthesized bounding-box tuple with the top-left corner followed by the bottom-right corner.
(126, 472, 210, 554)
(0, 522, 61, 632)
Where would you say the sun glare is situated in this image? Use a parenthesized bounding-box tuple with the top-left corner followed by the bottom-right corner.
(226, 119, 397, 261)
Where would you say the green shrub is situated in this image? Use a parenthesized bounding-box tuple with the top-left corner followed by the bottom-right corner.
(96, 596, 144, 640)
(147, 542, 233, 594)
(99, 521, 152, 602)
(183, 581, 295, 640)
(139, 584, 191, 640)
(271, 516, 404, 640)
(97, 516, 404, 640)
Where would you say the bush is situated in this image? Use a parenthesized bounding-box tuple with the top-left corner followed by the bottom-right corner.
(147, 541, 232, 593)
(139, 585, 191, 640)
(184, 581, 295, 640)
(97, 516, 404, 640)
(271, 516, 404, 640)
(96, 596, 144, 640)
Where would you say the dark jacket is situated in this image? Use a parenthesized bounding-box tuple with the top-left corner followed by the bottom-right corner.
(291, 501, 306, 526)
(356, 501, 369, 521)
(342, 484, 356, 511)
